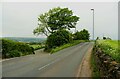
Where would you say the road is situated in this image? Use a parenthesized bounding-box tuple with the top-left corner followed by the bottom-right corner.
(2, 42, 94, 77)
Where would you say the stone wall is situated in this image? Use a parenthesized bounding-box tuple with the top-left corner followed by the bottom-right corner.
(93, 45, 120, 78)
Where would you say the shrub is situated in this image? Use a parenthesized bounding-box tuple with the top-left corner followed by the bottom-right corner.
(7, 50, 21, 58)
(103, 37, 106, 40)
(45, 29, 72, 51)
(2, 39, 34, 58)
(74, 29, 90, 40)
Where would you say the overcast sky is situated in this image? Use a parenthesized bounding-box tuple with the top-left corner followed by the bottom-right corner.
(1, 2, 118, 39)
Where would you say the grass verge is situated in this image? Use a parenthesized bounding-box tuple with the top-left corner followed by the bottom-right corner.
(50, 40, 87, 54)
(91, 51, 100, 78)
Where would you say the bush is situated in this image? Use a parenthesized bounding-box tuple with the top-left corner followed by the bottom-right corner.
(45, 29, 72, 51)
(7, 50, 21, 58)
(2, 39, 34, 58)
(74, 29, 90, 40)
(103, 37, 106, 40)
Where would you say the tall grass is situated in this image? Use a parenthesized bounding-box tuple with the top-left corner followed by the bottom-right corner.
(97, 40, 120, 63)
(91, 51, 100, 78)
(50, 40, 86, 54)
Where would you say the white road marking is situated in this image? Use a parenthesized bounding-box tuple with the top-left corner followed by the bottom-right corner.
(38, 58, 60, 71)
(38, 44, 86, 71)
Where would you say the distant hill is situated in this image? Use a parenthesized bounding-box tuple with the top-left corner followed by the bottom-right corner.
(3, 37, 46, 43)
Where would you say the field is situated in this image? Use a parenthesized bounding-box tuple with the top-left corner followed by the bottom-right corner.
(3, 37, 46, 43)
(30, 45, 45, 50)
(2, 37, 46, 51)
(97, 40, 120, 62)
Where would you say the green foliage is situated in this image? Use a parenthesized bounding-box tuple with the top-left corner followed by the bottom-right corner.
(50, 40, 85, 54)
(91, 51, 100, 78)
(45, 29, 72, 51)
(74, 29, 90, 40)
(28, 42, 42, 45)
(33, 7, 79, 36)
(48, 7, 79, 31)
(33, 7, 80, 53)
(97, 40, 120, 63)
(7, 50, 21, 58)
(0, 39, 2, 49)
(30, 45, 45, 50)
(2, 39, 34, 58)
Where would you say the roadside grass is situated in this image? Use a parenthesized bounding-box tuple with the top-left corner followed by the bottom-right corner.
(50, 40, 87, 54)
(91, 50, 100, 79)
(97, 40, 120, 63)
(30, 45, 45, 50)
(98, 40, 118, 49)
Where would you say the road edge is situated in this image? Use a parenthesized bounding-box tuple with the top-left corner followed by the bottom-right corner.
(76, 45, 93, 77)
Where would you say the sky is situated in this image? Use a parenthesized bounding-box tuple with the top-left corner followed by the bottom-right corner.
(1, 2, 118, 39)
(0, 2, 2, 38)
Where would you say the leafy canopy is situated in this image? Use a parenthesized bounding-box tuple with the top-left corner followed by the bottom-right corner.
(33, 7, 79, 36)
(48, 7, 79, 31)
(74, 29, 90, 40)
(45, 29, 72, 51)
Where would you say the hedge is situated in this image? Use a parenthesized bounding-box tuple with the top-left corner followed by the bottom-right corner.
(2, 39, 35, 58)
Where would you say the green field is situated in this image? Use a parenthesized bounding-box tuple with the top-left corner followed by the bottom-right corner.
(30, 45, 45, 50)
(97, 40, 120, 62)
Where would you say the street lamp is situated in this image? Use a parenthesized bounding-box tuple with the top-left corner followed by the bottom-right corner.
(91, 8, 94, 40)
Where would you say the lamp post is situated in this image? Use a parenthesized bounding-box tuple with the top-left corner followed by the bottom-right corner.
(91, 9, 94, 40)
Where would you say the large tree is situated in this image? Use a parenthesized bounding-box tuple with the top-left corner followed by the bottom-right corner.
(33, 7, 79, 36)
